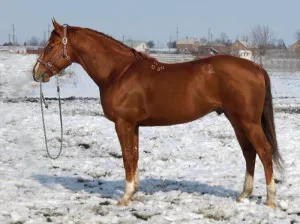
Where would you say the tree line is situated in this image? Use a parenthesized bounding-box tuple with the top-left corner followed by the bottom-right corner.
(2, 36, 47, 47)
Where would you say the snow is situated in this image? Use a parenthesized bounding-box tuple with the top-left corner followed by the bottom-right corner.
(1, 52, 300, 223)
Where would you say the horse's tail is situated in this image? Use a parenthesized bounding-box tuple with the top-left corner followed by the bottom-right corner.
(261, 67, 284, 172)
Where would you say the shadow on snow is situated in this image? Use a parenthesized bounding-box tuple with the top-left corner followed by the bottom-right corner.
(33, 174, 238, 200)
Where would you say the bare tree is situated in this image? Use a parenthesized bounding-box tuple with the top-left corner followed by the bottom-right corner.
(147, 40, 155, 48)
(241, 35, 249, 42)
(251, 25, 274, 65)
(214, 32, 232, 46)
(39, 40, 47, 47)
(167, 41, 176, 49)
(276, 39, 286, 49)
(219, 32, 228, 44)
(27, 36, 40, 46)
(200, 37, 208, 45)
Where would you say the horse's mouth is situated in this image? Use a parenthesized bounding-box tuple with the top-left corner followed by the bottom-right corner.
(42, 75, 50, 82)
(33, 73, 50, 83)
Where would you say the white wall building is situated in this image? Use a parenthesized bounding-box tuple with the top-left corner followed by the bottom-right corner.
(123, 41, 149, 53)
(239, 50, 253, 61)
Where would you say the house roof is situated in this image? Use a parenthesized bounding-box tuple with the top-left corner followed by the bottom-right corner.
(238, 40, 253, 48)
(176, 38, 199, 45)
(123, 41, 147, 49)
(291, 40, 300, 48)
(205, 41, 226, 47)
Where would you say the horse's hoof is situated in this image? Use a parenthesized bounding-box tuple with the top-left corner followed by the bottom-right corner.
(266, 202, 276, 209)
(236, 197, 242, 202)
(133, 187, 140, 194)
(236, 194, 248, 202)
(117, 199, 130, 206)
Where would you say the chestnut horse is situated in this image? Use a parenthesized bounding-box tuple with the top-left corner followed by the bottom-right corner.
(33, 19, 283, 208)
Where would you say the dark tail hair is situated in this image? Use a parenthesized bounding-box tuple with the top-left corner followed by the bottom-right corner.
(261, 68, 284, 172)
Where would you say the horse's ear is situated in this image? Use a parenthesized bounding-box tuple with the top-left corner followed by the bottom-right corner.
(52, 18, 63, 36)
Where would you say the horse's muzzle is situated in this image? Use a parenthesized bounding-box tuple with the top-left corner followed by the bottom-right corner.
(32, 70, 50, 83)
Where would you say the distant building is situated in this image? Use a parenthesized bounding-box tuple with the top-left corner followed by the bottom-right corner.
(231, 40, 253, 51)
(239, 50, 253, 61)
(198, 41, 230, 56)
(123, 41, 149, 53)
(230, 40, 257, 59)
(291, 40, 300, 52)
(176, 37, 200, 54)
(230, 40, 255, 55)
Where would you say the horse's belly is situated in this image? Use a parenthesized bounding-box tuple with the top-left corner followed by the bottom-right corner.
(140, 103, 215, 126)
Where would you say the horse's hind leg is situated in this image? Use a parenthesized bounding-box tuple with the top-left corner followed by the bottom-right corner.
(115, 119, 139, 206)
(226, 115, 256, 201)
(133, 129, 140, 193)
(241, 122, 276, 208)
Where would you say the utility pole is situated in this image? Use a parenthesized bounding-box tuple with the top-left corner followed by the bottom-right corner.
(208, 28, 211, 42)
(122, 34, 125, 42)
(169, 36, 172, 51)
(176, 27, 179, 41)
(48, 24, 51, 39)
(12, 24, 15, 45)
(9, 34, 11, 44)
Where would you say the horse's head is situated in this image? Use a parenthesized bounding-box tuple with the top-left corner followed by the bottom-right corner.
(33, 19, 73, 82)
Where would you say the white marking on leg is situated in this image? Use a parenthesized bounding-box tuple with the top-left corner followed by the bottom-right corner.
(124, 180, 134, 197)
(267, 175, 276, 205)
(237, 172, 253, 201)
(243, 172, 253, 194)
(134, 169, 139, 193)
(117, 180, 135, 206)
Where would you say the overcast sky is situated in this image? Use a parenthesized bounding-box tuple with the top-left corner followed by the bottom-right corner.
(0, 0, 299, 46)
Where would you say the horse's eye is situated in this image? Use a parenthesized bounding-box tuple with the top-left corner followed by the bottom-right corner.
(46, 45, 53, 51)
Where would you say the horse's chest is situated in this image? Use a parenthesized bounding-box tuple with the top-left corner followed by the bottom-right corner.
(100, 94, 116, 122)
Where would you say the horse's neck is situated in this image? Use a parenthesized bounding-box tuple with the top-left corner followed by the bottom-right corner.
(72, 31, 135, 88)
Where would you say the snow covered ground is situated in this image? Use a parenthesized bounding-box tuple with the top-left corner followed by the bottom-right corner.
(1, 52, 300, 223)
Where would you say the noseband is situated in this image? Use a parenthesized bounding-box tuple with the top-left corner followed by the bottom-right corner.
(37, 24, 72, 76)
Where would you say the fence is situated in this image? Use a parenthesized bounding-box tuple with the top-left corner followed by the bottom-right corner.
(152, 50, 300, 72)
(254, 49, 300, 72)
(0, 46, 43, 54)
(150, 54, 196, 63)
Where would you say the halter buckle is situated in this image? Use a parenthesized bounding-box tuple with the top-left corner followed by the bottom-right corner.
(62, 37, 68, 45)
(46, 62, 52, 68)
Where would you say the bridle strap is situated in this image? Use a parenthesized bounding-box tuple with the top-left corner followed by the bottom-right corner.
(37, 25, 71, 76)
(37, 25, 69, 160)
(62, 25, 70, 61)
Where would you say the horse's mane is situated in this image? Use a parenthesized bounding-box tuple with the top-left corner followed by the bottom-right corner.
(73, 26, 155, 62)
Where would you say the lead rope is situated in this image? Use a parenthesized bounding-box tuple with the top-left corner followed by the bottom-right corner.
(40, 75, 63, 159)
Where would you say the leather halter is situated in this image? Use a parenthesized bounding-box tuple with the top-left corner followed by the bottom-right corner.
(37, 24, 72, 76)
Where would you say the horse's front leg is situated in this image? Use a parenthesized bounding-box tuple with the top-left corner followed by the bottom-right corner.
(115, 118, 139, 206)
